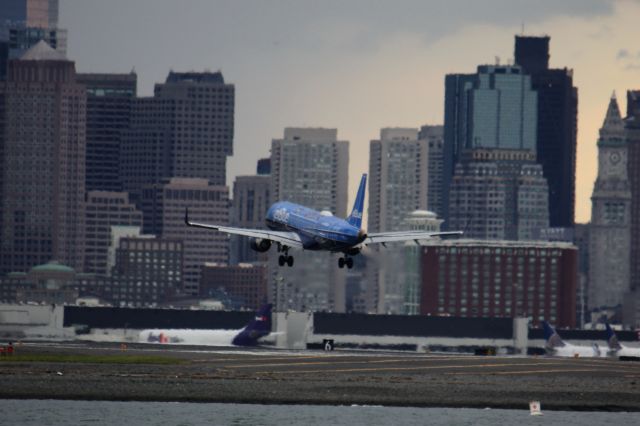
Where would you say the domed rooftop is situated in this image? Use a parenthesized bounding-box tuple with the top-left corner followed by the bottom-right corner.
(30, 261, 75, 274)
(408, 210, 437, 218)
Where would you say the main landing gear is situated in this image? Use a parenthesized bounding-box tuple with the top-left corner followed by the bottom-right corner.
(277, 245, 294, 267)
(338, 256, 353, 269)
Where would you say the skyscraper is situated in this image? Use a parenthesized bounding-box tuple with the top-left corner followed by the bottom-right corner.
(447, 65, 537, 152)
(442, 73, 475, 226)
(443, 63, 546, 240)
(0, 41, 86, 274)
(368, 128, 430, 313)
(419, 125, 445, 216)
(443, 65, 538, 228)
(0, 0, 66, 80)
(515, 35, 578, 228)
(368, 128, 427, 233)
(270, 128, 349, 312)
(588, 94, 631, 310)
(140, 177, 230, 295)
(121, 71, 234, 201)
(84, 191, 143, 276)
(448, 149, 549, 240)
(626, 90, 640, 294)
(77, 73, 137, 192)
(231, 174, 271, 264)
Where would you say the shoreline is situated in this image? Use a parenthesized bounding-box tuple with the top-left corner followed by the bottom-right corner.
(1, 394, 638, 412)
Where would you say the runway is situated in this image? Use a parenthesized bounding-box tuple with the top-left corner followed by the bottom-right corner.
(2, 341, 640, 410)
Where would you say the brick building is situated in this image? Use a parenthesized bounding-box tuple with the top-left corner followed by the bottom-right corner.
(200, 263, 268, 310)
(420, 240, 577, 327)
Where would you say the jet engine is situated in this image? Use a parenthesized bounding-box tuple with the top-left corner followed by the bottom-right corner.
(250, 238, 272, 252)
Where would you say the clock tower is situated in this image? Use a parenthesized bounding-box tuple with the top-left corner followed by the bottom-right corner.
(589, 93, 631, 309)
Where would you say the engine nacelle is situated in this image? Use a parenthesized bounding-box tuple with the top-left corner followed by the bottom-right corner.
(250, 238, 272, 253)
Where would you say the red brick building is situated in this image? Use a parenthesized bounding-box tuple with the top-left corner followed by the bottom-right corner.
(420, 240, 577, 327)
(200, 263, 268, 310)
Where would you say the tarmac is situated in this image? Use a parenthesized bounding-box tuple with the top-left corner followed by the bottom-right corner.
(2, 341, 640, 411)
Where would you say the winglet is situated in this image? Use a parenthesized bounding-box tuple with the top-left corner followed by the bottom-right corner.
(184, 207, 191, 226)
(347, 173, 367, 228)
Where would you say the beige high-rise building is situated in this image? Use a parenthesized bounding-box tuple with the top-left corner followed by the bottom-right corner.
(0, 41, 86, 274)
(367, 128, 433, 313)
(84, 191, 142, 276)
(270, 128, 349, 312)
(140, 177, 229, 295)
(368, 128, 427, 233)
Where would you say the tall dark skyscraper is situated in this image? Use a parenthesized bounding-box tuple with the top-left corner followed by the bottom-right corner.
(121, 71, 234, 201)
(625, 90, 640, 326)
(77, 73, 137, 192)
(0, 41, 86, 274)
(515, 35, 578, 228)
(514, 36, 549, 74)
(442, 73, 475, 227)
(626, 90, 640, 293)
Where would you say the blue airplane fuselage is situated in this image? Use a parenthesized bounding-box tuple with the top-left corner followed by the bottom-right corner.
(266, 201, 365, 252)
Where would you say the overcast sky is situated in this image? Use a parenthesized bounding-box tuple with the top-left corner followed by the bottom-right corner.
(60, 0, 640, 223)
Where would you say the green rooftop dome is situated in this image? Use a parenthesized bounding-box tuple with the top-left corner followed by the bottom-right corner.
(29, 261, 75, 274)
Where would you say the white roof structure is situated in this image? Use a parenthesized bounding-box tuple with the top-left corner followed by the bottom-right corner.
(20, 40, 66, 61)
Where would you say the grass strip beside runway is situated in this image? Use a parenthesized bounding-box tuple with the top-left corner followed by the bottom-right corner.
(0, 353, 183, 365)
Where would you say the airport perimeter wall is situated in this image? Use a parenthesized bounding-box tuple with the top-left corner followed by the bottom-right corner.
(63, 306, 254, 330)
(2, 304, 638, 351)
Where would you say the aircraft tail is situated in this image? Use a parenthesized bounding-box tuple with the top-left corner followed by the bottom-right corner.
(231, 303, 273, 346)
(347, 173, 367, 228)
(605, 323, 622, 351)
(542, 321, 565, 351)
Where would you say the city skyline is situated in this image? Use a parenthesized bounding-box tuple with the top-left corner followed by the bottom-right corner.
(59, 0, 640, 223)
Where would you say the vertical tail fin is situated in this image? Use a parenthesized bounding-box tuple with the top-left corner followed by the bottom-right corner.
(542, 321, 565, 351)
(347, 173, 367, 228)
(232, 303, 272, 346)
(605, 323, 622, 351)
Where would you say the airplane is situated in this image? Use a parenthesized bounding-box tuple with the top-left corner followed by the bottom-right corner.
(605, 323, 640, 359)
(139, 304, 273, 347)
(542, 321, 602, 358)
(185, 173, 462, 268)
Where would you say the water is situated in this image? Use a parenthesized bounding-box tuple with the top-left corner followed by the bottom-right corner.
(0, 399, 636, 426)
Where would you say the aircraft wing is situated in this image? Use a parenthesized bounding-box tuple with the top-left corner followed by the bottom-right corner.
(364, 230, 463, 246)
(185, 209, 303, 249)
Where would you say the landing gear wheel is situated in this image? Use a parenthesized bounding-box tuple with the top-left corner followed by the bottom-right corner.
(346, 257, 354, 269)
(278, 255, 286, 266)
(287, 256, 294, 267)
(338, 257, 345, 268)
